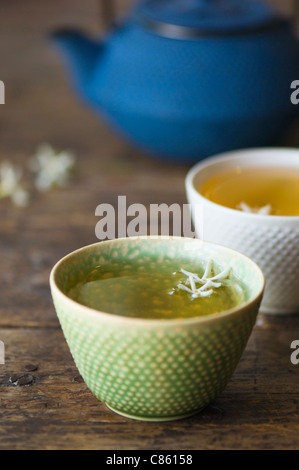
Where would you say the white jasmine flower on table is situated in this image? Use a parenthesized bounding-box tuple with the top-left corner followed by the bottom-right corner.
(29, 143, 75, 191)
(0, 161, 29, 207)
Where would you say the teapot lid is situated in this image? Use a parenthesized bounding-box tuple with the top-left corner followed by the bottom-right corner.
(134, 0, 279, 37)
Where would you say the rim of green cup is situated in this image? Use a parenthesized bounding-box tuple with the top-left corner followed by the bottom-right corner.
(49, 236, 265, 327)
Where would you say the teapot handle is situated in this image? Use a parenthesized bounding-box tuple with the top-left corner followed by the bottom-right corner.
(100, 0, 116, 30)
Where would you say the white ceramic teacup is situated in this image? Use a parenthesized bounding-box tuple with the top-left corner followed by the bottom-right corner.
(186, 148, 299, 315)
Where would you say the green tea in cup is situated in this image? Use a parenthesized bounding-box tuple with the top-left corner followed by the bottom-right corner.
(67, 256, 246, 319)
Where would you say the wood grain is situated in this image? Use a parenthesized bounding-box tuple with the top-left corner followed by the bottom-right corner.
(0, 323, 298, 450)
(0, 0, 299, 450)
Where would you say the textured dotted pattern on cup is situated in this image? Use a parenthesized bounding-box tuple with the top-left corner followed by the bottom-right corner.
(55, 302, 257, 420)
(50, 237, 263, 420)
(202, 215, 299, 313)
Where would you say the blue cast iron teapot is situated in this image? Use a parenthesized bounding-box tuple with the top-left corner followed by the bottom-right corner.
(51, 0, 299, 163)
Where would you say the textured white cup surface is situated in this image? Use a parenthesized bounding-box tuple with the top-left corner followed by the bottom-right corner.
(186, 148, 299, 315)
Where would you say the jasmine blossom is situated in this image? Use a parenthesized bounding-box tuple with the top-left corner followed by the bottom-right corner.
(0, 161, 29, 207)
(29, 143, 75, 191)
(174, 260, 232, 300)
(237, 201, 272, 215)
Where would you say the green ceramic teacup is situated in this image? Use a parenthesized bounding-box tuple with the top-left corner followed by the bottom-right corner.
(49, 236, 264, 421)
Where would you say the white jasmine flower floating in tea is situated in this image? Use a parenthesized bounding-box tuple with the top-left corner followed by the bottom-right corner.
(29, 143, 76, 191)
(0, 161, 30, 207)
(170, 259, 233, 300)
(237, 201, 272, 215)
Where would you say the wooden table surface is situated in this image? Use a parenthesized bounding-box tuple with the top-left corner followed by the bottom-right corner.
(1, 0, 299, 450)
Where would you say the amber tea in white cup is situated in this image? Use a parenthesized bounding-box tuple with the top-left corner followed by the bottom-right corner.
(199, 166, 299, 217)
(186, 148, 299, 315)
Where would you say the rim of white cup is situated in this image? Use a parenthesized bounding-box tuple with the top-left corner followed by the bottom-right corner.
(185, 147, 299, 224)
